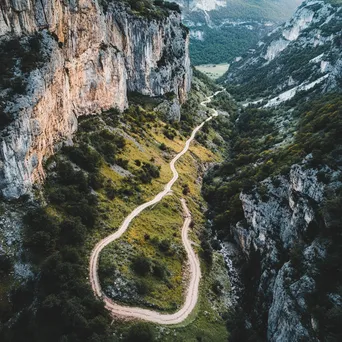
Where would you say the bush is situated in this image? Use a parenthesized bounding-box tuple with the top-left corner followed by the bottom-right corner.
(132, 255, 151, 276)
(136, 162, 160, 184)
(201, 240, 213, 265)
(0, 254, 13, 275)
(65, 144, 101, 172)
(212, 280, 223, 295)
(158, 239, 170, 252)
(152, 261, 167, 279)
(89, 172, 105, 190)
(59, 218, 87, 246)
(125, 322, 155, 342)
(136, 279, 151, 295)
(182, 184, 190, 195)
(163, 127, 176, 140)
(159, 142, 167, 151)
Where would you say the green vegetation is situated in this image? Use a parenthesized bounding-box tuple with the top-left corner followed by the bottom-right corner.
(187, 0, 302, 65)
(226, 3, 342, 102)
(0, 73, 232, 341)
(202, 91, 342, 341)
(210, 0, 301, 22)
(308, 188, 342, 341)
(99, 0, 180, 18)
(204, 93, 342, 240)
(190, 25, 262, 65)
(227, 44, 330, 101)
(1, 164, 111, 341)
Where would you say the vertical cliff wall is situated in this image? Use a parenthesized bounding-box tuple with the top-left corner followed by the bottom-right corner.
(0, 0, 191, 199)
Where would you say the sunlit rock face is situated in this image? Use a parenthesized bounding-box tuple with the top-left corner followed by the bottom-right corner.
(0, 0, 191, 199)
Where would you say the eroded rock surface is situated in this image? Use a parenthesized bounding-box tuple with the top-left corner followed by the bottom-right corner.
(0, 0, 191, 198)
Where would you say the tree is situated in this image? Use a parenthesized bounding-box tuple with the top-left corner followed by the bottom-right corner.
(132, 255, 151, 276)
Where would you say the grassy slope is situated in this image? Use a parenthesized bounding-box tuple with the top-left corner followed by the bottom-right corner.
(0, 70, 231, 341)
(92, 103, 230, 340)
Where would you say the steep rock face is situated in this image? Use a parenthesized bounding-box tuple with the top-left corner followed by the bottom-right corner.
(0, 0, 191, 199)
(227, 0, 342, 105)
(232, 162, 336, 341)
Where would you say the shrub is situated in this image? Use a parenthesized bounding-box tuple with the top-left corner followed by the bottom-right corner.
(158, 239, 170, 252)
(182, 184, 190, 195)
(64, 144, 101, 172)
(116, 158, 129, 169)
(0, 254, 13, 275)
(59, 218, 87, 246)
(136, 162, 160, 184)
(212, 280, 223, 295)
(152, 261, 167, 279)
(136, 279, 151, 295)
(126, 322, 155, 342)
(132, 255, 151, 276)
(89, 172, 105, 190)
(159, 142, 167, 151)
(163, 127, 176, 140)
(105, 182, 116, 200)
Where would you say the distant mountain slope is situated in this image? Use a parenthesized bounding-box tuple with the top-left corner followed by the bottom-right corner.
(175, 0, 303, 64)
(178, 0, 303, 21)
(226, 0, 342, 104)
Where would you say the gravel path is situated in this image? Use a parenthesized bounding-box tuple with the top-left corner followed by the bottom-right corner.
(89, 90, 223, 324)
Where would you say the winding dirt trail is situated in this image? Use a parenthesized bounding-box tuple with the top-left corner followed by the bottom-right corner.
(89, 90, 223, 325)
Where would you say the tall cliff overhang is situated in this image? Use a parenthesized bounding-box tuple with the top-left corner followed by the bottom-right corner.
(0, 0, 192, 199)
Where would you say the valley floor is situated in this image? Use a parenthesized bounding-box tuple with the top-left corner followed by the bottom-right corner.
(195, 64, 230, 80)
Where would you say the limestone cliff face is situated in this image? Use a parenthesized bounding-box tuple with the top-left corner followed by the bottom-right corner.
(0, 0, 191, 199)
(231, 162, 340, 341)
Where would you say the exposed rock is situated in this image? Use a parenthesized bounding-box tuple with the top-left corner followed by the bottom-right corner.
(228, 0, 342, 103)
(232, 163, 329, 341)
(155, 97, 181, 121)
(267, 263, 318, 342)
(0, 0, 191, 199)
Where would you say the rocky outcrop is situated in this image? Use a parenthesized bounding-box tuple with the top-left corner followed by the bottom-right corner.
(0, 0, 191, 199)
(231, 162, 340, 341)
(227, 0, 342, 104)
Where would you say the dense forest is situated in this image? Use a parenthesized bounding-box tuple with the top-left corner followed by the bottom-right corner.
(190, 24, 261, 65)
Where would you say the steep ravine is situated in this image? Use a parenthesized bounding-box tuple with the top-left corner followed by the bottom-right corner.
(0, 0, 191, 199)
(204, 93, 342, 341)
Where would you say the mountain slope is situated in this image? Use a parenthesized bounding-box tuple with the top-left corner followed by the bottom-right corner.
(226, 0, 342, 104)
(202, 1, 342, 341)
(175, 0, 303, 65)
(178, 0, 303, 21)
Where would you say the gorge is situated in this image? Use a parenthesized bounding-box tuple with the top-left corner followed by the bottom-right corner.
(0, 0, 342, 341)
